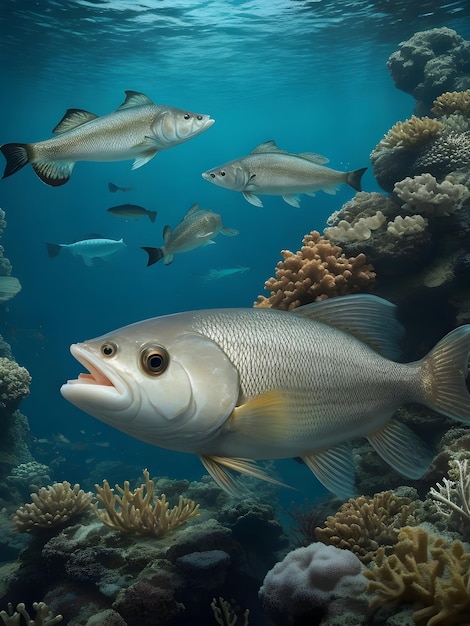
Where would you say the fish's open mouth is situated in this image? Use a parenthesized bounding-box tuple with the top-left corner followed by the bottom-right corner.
(66, 344, 116, 389)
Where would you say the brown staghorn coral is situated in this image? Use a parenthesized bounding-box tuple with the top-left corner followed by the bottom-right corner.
(211, 597, 250, 626)
(375, 116, 443, 151)
(314, 490, 417, 564)
(365, 526, 470, 626)
(93, 468, 200, 537)
(0, 601, 63, 625)
(254, 230, 376, 310)
(432, 88, 470, 117)
(12, 481, 93, 533)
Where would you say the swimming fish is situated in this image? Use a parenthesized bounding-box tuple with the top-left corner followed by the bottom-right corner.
(202, 140, 367, 207)
(141, 203, 238, 266)
(198, 266, 250, 281)
(46, 237, 126, 266)
(107, 204, 157, 223)
(108, 182, 132, 193)
(60, 294, 470, 498)
(1, 91, 214, 186)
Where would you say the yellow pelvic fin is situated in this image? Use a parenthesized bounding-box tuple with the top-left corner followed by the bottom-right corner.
(199, 454, 289, 496)
(227, 390, 293, 441)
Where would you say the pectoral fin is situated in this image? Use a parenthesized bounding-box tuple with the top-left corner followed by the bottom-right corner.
(301, 444, 356, 499)
(227, 390, 293, 441)
(199, 454, 289, 495)
(132, 142, 159, 169)
(367, 418, 434, 479)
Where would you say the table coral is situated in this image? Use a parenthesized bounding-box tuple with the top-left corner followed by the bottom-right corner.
(93, 468, 200, 537)
(365, 526, 470, 626)
(12, 481, 93, 533)
(314, 490, 417, 564)
(253, 230, 376, 310)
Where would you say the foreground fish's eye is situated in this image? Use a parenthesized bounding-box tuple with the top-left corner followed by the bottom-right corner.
(140, 346, 169, 376)
(210, 173, 215, 178)
(100, 342, 117, 357)
(197, 115, 202, 120)
(220, 170, 226, 177)
(184, 113, 190, 120)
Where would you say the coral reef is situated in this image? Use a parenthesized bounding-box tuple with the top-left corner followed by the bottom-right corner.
(412, 130, 470, 179)
(314, 491, 417, 564)
(365, 525, 470, 625)
(259, 542, 366, 623)
(432, 88, 470, 117)
(394, 173, 470, 216)
(429, 458, 470, 534)
(386, 27, 470, 115)
(387, 214, 428, 237)
(0, 357, 31, 413)
(7, 462, 51, 496)
(323, 211, 386, 242)
(254, 230, 376, 310)
(376, 116, 443, 151)
(211, 597, 250, 626)
(93, 469, 200, 537)
(12, 482, 93, 533)
(0, 601, 62, 625)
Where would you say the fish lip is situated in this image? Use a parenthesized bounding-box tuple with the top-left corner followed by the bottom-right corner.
(66, 343, 124, 393)
(201, 171, 212, 181)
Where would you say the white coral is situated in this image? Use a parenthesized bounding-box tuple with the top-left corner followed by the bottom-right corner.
(323, 211, 386, 242)
(429, 458, 470, 521)
(394, 173, 470, 216)
(387, 214, 428, 237)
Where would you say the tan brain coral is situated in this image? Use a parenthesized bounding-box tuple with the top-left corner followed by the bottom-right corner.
(375, 115, 443, 152)
(254, 230, 376, 310)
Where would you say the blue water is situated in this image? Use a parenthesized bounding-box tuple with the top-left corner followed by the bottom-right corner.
(1, 0, 469, 502)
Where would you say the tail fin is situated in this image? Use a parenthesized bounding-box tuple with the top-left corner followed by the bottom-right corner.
(1, 143, 30, 179)
(420, 325, 470, 422)
(346, 167, 367, 192)
(141, 246, 164, 267)
(46, 243, 62, 258)
(148, 211, 157, 223)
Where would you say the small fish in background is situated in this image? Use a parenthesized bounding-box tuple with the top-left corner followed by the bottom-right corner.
(53, 432, 71, 445)
(202, 140, 367, 207)
(61, 294, 470, 498)
(141, 203, 238, 266)
(197, 266, 250, 281)
(46, 237, 126, 266)
(107, 203, 157, 223)
(108, 182, 132, 193)
(0, 90, 214, 186)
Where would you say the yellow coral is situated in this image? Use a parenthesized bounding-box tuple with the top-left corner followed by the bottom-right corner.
(365, 526, 470, 625)
(254, 230, 375, 310)
(432, 89, 470, 117)
(315, 491, 416, 564)
(93, 469, 200, 537)
(12, 482, 93, 533)
(376, 115, 443, 151)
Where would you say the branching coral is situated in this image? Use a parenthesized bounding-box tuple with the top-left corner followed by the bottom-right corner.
(314, 491, 417, 564)
(394, 173, 470, 216)
(0, 357, 31, 410)
(211, 597, 250, 626)
(429, 458, 470, 530)
(93, 469, 200, 537)
(375, 116, 443, 151)
(0, 602, 62, 625)
(254, 230, 376, 310)
(365, 526, 470, 626)
(387, 214, 428, 237)
(432, 89, 470, 117)
(12, 482, 93, 533)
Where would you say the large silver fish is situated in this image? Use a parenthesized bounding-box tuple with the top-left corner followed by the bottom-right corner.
(1, 91, 214, 186)
(60, 294, 470, 498)
(141, 203, 239, 266)
(46, 237, 126, 266)
(202, 140, 367, 207)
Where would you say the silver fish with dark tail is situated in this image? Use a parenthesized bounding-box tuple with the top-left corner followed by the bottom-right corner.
(60, 295, 470, 498)
(202, 140, 367, 207)
(1, 91, 214, 186)
(141, 203, 238, 266)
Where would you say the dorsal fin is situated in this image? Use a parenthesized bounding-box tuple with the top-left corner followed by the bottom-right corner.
(183, 203, 201, 219)
(297, 152, 330, 165)
(53, 109, 99, 134)
(293, 294, 404, 360)
(117, 90, 154, 110)
(250, 140, 290, 155)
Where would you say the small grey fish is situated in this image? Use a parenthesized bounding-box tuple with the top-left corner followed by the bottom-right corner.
(1, 91, 214, 186)
(107, 204, 157, 223)
(202, 140, 367, 207)
(141, 203, 238, 266)
(60, 294, 470, 498)
(46, 237, 126, 266)
(108, 182, 132, 193)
